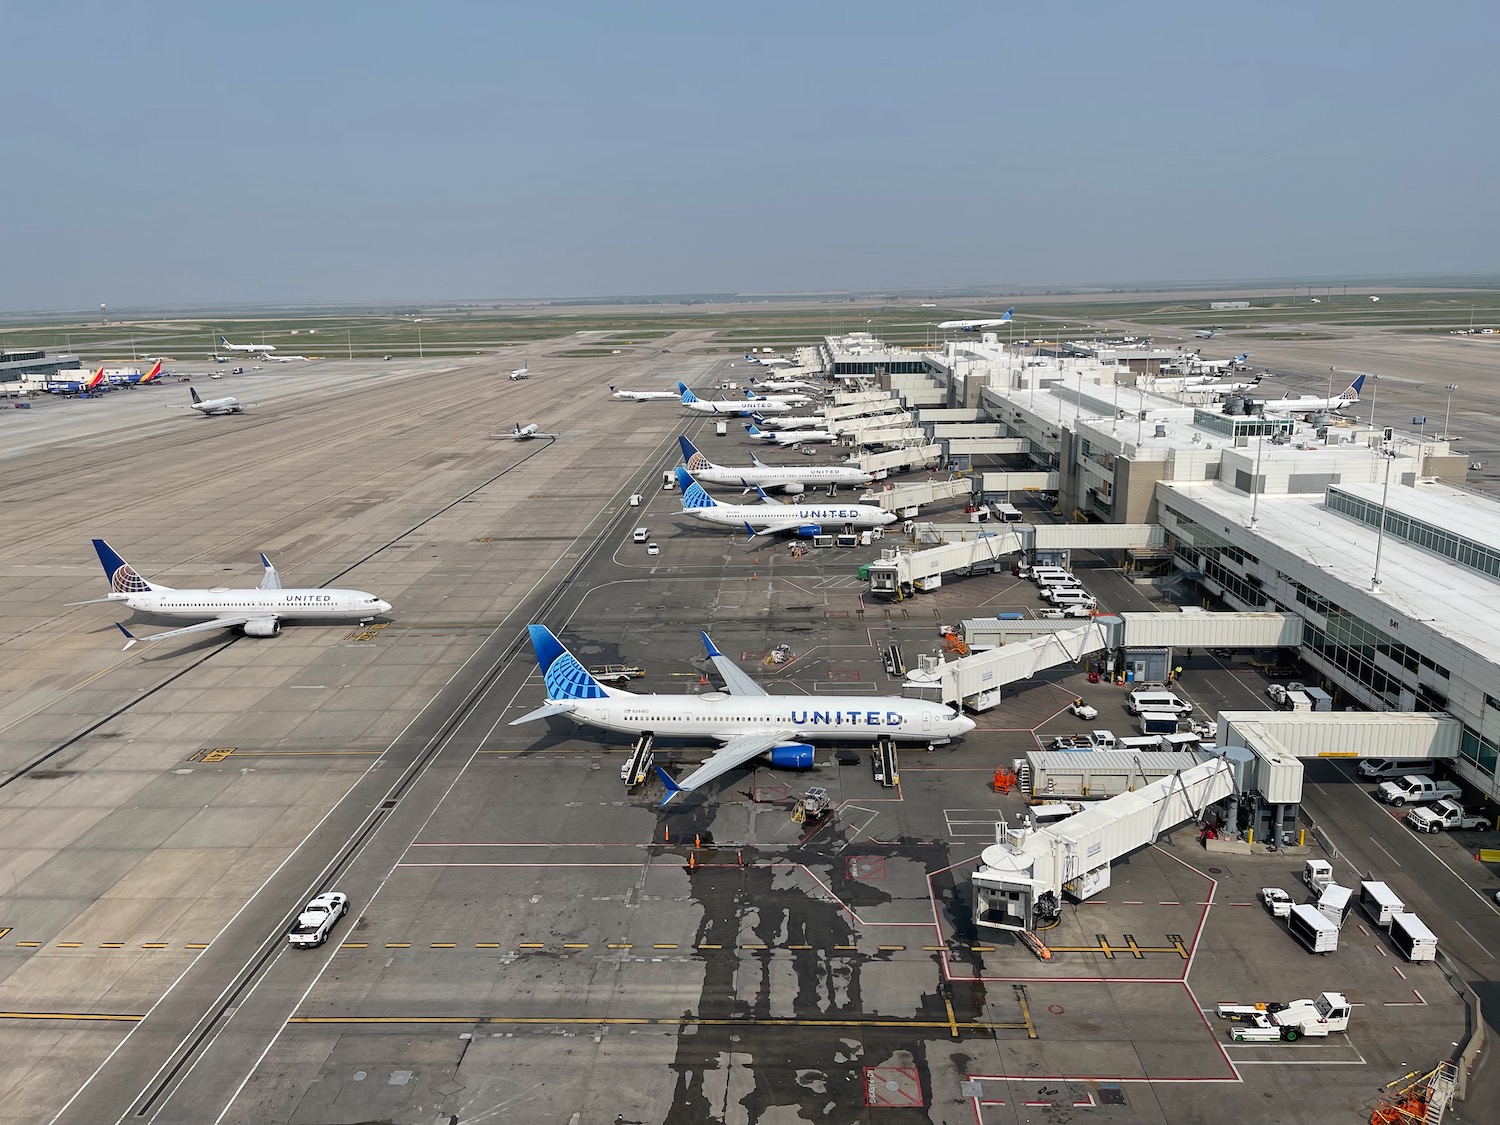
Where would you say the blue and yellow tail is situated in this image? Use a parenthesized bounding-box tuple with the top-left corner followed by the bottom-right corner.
(526, 625, 611, 700)
(675, 466, 716, 509)
(91, 539, 159, 593)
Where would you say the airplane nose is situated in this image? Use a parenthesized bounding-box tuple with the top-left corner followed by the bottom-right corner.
(378, 601, 392, 614)
(958, 716, 977, 735)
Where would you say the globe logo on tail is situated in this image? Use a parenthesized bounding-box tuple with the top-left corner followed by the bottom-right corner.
(110, 564, 150, 594)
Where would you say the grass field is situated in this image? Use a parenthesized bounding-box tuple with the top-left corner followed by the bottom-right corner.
(2, 289, 1497, 363)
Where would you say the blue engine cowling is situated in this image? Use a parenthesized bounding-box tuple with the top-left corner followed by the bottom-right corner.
(769, 743, 815, 769)
(794, 524, 824, 538)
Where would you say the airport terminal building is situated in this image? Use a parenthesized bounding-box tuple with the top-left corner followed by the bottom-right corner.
(836, 332, 1500, 801)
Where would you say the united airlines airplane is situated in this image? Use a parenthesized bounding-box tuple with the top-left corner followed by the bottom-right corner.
(677, 382, 791, 416)
(76, 540, 391, 649)
(937, 307, 1014, 331)
(676, 466, 895, 537)
(678, 435, 871, 494)
(511, 626, 975, 803)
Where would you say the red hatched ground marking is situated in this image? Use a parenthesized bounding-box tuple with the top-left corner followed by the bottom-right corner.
(865, 1066, 922, 1108)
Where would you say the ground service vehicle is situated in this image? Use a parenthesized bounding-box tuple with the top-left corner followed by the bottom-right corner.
(1068, 699, 1098, 720)
(288, 892, 349, 948)
(1127, 690, 1193, 716)
(1359, 881, 1405, 927)
(1260, 888, 1292, 918)
(1406, 799, 1491, 832)
(1376, 775, 1463, 807)
(1287, 903, 1339, 953)
(633, 527, 649, 542)
(1359, 758, 1436, 779)
(1050, 730, 1116, 751)
(1303, 859, 1334, 893)
(1221, 992, 1352, 1042)
(1390, 912, 1438, 962)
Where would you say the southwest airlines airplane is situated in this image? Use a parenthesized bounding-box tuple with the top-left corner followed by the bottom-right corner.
(78, 540, 391, 648)
(511, 626, 975, 803)
(676, 466, 895, 537)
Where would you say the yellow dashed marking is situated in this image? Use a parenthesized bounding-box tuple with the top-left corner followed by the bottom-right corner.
(386, 943, 411, 949)
(99, 943, 123, 949)
(475, 943, 500, 949)
(741, 944, 768, 950)
(431, 943, 457, 949)
(607, 943, 633, 949)
(185, 943, 209, 949)
(16, 942, 41, 948)
(834, 944, 859, 951)
(56, 943, 82, 949)
(341, 943, 369, 949)
(923, 945, 948, 951)
(564, 942, 590, 949)
(518, 943, 545, 949)
(697, 944, 722, 950)
(878, 945, 906, 951)
(653, 944, 678, 950)
(787, 944, 813, 950)
(141, 944, 168, 950)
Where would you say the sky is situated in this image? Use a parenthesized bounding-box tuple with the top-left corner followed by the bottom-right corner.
(2, 1, 1496, 311)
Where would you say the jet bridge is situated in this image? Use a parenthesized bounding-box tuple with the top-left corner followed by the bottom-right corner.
(904, 622, 1109, 709)
(972, 756, 1238, 931)
(859, 477, 975, 514)
(850, 443, 943, 475)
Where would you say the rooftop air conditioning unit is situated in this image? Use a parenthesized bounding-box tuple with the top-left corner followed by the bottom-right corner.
(1154, 423, 1168, 438)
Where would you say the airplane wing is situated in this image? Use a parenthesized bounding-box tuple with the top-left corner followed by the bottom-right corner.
(658, 729, 795, 802)
(115, 616, 270, 650)
(699, 631, 767, 696)
(258, 553, 282, 590)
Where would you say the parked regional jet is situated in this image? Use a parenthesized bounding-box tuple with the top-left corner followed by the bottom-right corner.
(1193, 326, 1221, 340)
(1182, 375, 1263, 395)
(509, 363, 530, 381)
(510, 626, 974, 804)
(744, 422, 838, 446)
(219, 334, 276, 353)
(75, 540, 391, 649)
(938, 307, 1013, 331)
(749, 376, 820, 393)
(749, 414, 826, 430)
(678, 382, 791, 416)
(676, 467, 895, 537)
(263, 354, 310, 362)
(678, 435, 870, 494)
(1258, 375, 1366, 417)
(610, 384, 681, 401)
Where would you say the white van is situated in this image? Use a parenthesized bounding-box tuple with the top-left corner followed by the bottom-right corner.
(1030, 566, 1071, 585)
(632, 527, 649, 543)
(1033, 571, 1077, 589)
(1127, 689, 1193, 716)
(1357, 757, 1437, 779)
(1046, 588, 1097, 608)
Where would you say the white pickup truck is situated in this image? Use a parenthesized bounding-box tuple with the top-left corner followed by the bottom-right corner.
(1407, 799, 1492, 833)
(287, 891, 349, 948)
(1219, 991, 1352, 1043)
(1376, 775, 1463, 808)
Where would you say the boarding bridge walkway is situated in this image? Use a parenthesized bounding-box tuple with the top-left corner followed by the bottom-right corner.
(904, 623, 1110, 709)
(859, 477, 974, 514)
(867, 522, 1163, 595)
(850, 443, 943, 475)
(972, 756, 1238, 930)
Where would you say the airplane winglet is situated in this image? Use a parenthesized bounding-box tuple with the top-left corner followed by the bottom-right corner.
(742, 521, 758, 542)
(699, 630, 724, 659)
(654, 764, 684, 807)
(115, 622, 138, 651)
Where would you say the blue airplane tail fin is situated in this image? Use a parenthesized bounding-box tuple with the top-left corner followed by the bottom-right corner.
(1345, 375, 1366, 398)
(679, 435, 713, 472)
(677, 381, 698, 403)
(676, 467, 716, 509)
(526, 624, 610, 700)
(1001, 307, 1014, 321)
(91, 539, 155, 593)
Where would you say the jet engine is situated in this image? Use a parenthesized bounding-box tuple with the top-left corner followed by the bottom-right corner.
(242, 618, 282, 637)
(769, 744, 815, 769)
(780, 481, 805, 496)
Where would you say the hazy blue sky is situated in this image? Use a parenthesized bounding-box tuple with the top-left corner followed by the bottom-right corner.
(3, 1, 1495, 310)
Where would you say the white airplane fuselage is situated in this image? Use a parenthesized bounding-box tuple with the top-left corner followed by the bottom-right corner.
(691, 464, 872, 489)
(221, 338, 274, 353)
(688, 500, 895, 532)
(193, 397, 243, 415)
(612, 389, 679, 400)
(563, 690, 971, 744)
(110, 588, 390, 623)
(766, 429, 837, 445)
(687, 398, 792, 415)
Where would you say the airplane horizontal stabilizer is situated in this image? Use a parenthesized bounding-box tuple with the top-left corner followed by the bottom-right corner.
(508, 702, 578, 726)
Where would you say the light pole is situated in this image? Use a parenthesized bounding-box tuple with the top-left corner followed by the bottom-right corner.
(1366, 373, 1380, 435)
(1442, 384, 1458, 439)
(1327, 366, 1335, 399)
(1370, 442, 1396, 593)
(418, 326, 424, 359)
(1249, 433, 1265, 528)
(347, 328, 353, 360)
